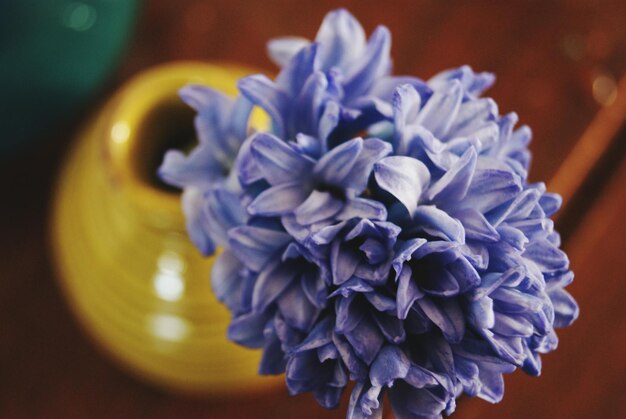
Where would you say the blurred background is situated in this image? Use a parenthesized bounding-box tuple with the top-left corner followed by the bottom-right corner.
(1, 1, 625, 418)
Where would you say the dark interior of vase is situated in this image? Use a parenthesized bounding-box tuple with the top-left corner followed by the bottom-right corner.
(132, 100, 197, 193)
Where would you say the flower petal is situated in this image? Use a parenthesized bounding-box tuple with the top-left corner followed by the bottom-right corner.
(415, 79, 463, 138)
(238, 74, 289, 137)
(343, 138, 392, 192)
(396, 265, 424, 319)
(453, 208, 500, 243)
(344, 26, 392, 102)
(227, 225, 291, 272)
(337, 197, 388, 221)
(418, 297, 465, 343)
(374, 155, 430, 216)
(211, 250, 243, 309)
(315, 9, 366, 71)
(278, 281, 320, 331)
(250, 133, 315, 185)
(276, 43, 318, 94)
(180, 188, 215, 256)
(294, 190, 343, 225)
(227, 311, 271, 348)
(370, 345, 410, 387)
(549, 288, 579, 328)
(314, 137, 363, 186)
(252, 259, 298, 312)
(331, 241, 360, 285)
(412, 205, 465, 243)
(426, 147, 477, 205)
(248, 182, 310, 216)
(345, 315, 385, 365)
(267, 36, 310, 67)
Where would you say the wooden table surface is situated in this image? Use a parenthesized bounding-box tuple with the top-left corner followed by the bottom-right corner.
(2, 1, 626, 418)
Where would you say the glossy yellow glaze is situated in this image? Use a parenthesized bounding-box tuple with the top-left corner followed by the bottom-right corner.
(51, 62, 281, 395)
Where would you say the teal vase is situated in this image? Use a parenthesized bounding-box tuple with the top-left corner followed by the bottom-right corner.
(0, 0, 140, 156)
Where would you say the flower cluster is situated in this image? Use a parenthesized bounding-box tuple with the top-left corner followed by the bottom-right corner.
(159, 9, 578, 419)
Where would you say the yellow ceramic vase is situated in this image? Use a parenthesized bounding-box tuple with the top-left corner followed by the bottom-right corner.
(51, 62, 280, 395)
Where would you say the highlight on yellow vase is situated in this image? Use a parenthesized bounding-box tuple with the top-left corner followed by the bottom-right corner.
(50, 62, 280, 395)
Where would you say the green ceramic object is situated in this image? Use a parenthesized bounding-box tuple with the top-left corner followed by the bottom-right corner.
(0, 0, 140, 156)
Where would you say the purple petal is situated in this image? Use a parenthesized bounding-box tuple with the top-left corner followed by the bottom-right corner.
(393, 83, 422, 136)
(523, 238, 569, 272)
(464, 167, 522, 214)
(337, 198, 388, 221)
(159, 147, 221, 189)
(318, 100, 341, 144)
(365, 292, 397, 313)
(252, 259, 298, 312)
(429, 65, 495, 97)
(389, 384, 447, 417)
(396, 265, 424, 319)
(497, 225, 528, 251)
(392, 238, 427, 275)
(344, 26, 392, 102)
(314, 387, 344, 410)
(301, 269, 328, 309)
(314, 137, 363, 186)
(259, 335, 286, 375)
(294, 190, 343, 225)
(372, 312, 405, 343)
(347, 383, 382, 419)
(203, 187, 247, 246)
(415, 79, 463, 138)
(491, 288, 544, 313)
(359, 238, 387, 264)
(227, 311, 271, 348)
(227, 225, 291, 272)
(412, 205, 465, 243)
(489, 188, 542, 227)
(467, 296, 495, 330)
(448, 97, 498, 137)
(276, 43, 318, 94)
(235, 135, 264, 186)
(180, 188, 215, 255)
(418, 298, 465, 343)
(370, 345, 410, 387)
(250, 133, 315, 185)
(493, 312, 534, 337)
(477, 368, 505, 403)
(342, 138, 392, 192)
(329, 277, 374, 298)
(336, 295, 364, 334)
(331, 241, 361, 285)
(333, 333, 368, 380)
(470, 268, 525, 301)
(248, 182, 310, 216)
(374, 156, 430, 216)
(345, 315, 385, 364)
(211, 250, 243, 306)
(315, 9, 366, 71)
(267, 36, 310, 67)
(426, 147, 477, 204)
(277, 281, 320, 331)
(291, 316, 333, 353)
(238, 74, 289, 137)
(453, 208, 500, 242)
(539, 192, 562, 217)
(549, 288, 579, 328)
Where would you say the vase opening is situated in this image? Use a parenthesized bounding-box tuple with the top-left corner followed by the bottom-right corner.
(132, 100, 196, 194)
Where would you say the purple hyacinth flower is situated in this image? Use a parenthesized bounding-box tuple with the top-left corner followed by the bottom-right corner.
(161, 8, 578, 419)
(158, 85, 252, 254)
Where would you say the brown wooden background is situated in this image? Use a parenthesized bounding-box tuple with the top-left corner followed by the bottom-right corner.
(2, 1, 626, 418)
